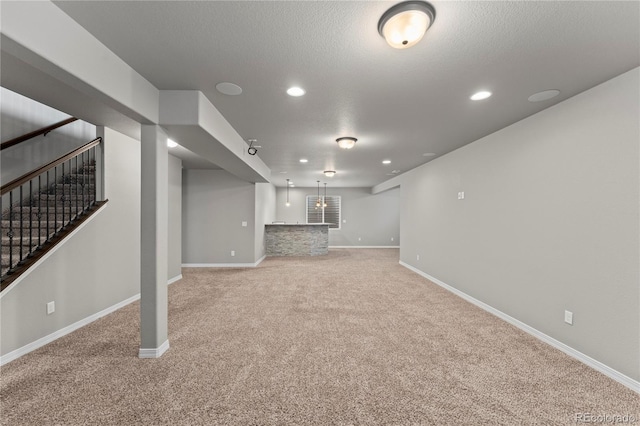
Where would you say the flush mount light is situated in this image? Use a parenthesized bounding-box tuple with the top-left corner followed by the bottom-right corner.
(167, 139, 178, 148)
(528, 89, 560, 102)
(324, 170, 336, 177)
(382, 160, 391, 164)
(470, 91, 492, 101)
(378, 1, 436, 49)
(216, 82, 243, 96)
(299, 158, 308, 163)
(287, 87, 306, 97)
(336, 137, 357, 149)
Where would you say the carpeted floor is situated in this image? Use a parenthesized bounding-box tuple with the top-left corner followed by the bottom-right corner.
(1, 249, 638, 425)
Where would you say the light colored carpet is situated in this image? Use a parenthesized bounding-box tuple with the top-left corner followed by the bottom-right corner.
(1, 249, 637, 425)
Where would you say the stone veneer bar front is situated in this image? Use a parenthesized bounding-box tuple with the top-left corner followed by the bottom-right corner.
(265, 224, 329, 256)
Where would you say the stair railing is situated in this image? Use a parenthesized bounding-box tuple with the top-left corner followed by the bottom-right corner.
(1, 137, 102, 285)
(1, 117, 78, 151)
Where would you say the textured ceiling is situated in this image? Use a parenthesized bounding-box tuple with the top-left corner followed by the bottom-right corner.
(53, 1, 640, 187)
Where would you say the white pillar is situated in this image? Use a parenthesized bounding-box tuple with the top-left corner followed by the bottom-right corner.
(139, 125, 169, 358)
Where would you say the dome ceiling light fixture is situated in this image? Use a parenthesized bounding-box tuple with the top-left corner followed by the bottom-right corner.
(324, 170, 336, 177)
(336, 137, 357, 149)
(378, 1, 436, 49)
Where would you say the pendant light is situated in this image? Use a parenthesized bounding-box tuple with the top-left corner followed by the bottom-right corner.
(323, 183, 328, 208)
(285, 178, 290, 207)
(315, 180, 321, 209)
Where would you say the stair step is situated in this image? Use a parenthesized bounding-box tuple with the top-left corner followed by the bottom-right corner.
(1, 247, 39, 269)
(1, 235, 50, 246)
(1, 220, 64, 232)
(47, 183, 95, 194)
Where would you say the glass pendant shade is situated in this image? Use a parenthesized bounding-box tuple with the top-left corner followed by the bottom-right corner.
(285, 178, 290, 207)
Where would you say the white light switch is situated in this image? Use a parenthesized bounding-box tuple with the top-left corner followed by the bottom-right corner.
(47, 301, 55, 315)
(343, 219, 347, 223)
(241, 221, 247, 227)
(231, 250, 235, 257)
(458, 191, 465, 200)
(564, 310, 573, 325)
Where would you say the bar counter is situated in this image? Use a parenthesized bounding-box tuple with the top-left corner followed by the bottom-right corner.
(265, 223, 329, 256)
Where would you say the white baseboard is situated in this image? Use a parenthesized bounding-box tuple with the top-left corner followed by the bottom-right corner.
(0, 203, 109, 298)
(167, 274, 183, 285)
(183, 255, 266, 268)
(0, 293, 139, 366)
(330, 246, 400, 249)
(399, 261, 640, 393)
(138, 339, 169, 359)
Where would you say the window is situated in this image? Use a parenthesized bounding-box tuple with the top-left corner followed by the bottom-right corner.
(306, 195, 341, 229)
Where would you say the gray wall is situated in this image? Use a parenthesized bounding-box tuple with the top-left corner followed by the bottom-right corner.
(397, 68, 639, 381)
(254, 182, 276, 261)
(0, 127, 141, 356)
(182, 169, 256, 264)
(275, 187, 400, 247)
(168, 154, 182, 279)
(1, 87, 96, 183)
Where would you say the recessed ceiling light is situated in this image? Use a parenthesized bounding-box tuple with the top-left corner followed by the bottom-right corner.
(299, 158, 308, 163)
(288, 180, 294, 185)
(528, 89, 560, 102)
(470, 91, 492, 101)
(290, 184, 295, 188)
(382, 160, 391, 164)
(167, 139, 178, 148)
(279, 171, 288, 174)
(216, 82, 242, 96)
(422, 152, 436, 157)
(391, 169, 401, 174)
(287, 87, 305, 97)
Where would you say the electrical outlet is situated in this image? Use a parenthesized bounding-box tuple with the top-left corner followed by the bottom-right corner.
(391, 237, 394, 241)
(564, 310, 573, 325)
(241, 221, 247, 227)
(47, 301, 55, 315)
(231, 250, 235, 257)
(458, 191, 465, 200)
(358, 237, 361, 241)
(416, 254, 420, 261)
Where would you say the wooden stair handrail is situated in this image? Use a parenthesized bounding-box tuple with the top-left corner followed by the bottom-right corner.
(1, 117, 78, 151)
(1, 137, 102, 196)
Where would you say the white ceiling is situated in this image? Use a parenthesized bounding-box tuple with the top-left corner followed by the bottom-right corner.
(53, 1, 639, 188)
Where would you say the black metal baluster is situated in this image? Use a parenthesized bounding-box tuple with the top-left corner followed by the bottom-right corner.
(46, 170, 51, 236)
(75, 155, 79, 218)
(29, 179, 33, 257)
(61, 162, 65, 229)
(38, 175, 42, 247)
(19, 186, 23, 262)
(54, 168, 58, 229)
(82, 151, 86, 211)
(8, 191, 14, 272)
(92, 147, 96, 205)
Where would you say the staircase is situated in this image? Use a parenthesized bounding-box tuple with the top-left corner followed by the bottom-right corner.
(1, 137, 105, 291)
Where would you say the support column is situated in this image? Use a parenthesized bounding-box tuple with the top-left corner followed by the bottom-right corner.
(139, 125, 169, 358)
